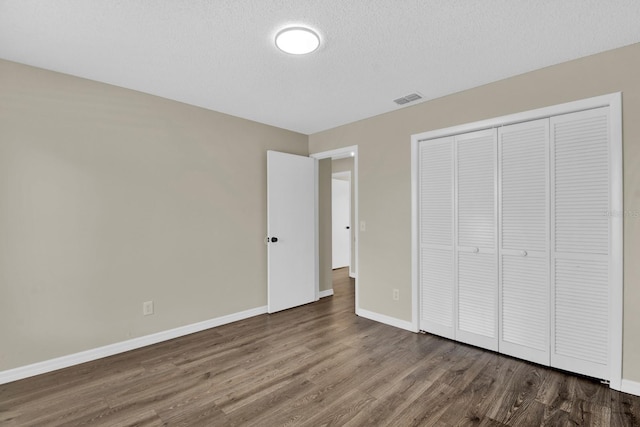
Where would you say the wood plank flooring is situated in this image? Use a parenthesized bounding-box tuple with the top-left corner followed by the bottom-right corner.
(1, 268, 639, 426)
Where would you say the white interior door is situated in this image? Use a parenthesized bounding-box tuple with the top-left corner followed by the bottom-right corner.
(550, 107, 611, 380)
(498, 119, 550, 366)
(455, 129, 498, 351)
(418, 136, 455, 339)
(332, 177, 351, 269)
(267, 151, 317, 314)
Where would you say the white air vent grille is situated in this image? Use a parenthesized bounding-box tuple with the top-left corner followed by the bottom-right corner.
(394, 93, 423, 105)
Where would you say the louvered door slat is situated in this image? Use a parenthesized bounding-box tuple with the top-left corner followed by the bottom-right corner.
(455, 129, 498, 351)
(501, 256, 548, 355)
(553, 112, 609, 256)
(457, 252, 496, 345)
(551, 107, 610, 380)
(498, 119, 550, 366)
(553, 259, 609, 371)
(457, 131, 496, 249)
(420, 138, 453, 247)
(419, 137, 454, 338)
(420, 248, 454, 337)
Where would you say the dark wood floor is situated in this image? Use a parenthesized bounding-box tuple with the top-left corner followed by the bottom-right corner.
(1, 268, 639, 426)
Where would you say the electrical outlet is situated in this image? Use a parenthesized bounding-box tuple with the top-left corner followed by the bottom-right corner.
(360, 220, 366, 232)
(143, 300, 154, 316)
(393, 289, 399, 301)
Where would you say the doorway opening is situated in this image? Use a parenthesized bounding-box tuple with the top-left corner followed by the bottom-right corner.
(311, 146, 359, 313)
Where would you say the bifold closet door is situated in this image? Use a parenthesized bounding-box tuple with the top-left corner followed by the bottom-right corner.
(455, 129, 498, 351)
(418, 136, 455, 339)
(498, 119, 550, 366)
(551, 107, 611, 380)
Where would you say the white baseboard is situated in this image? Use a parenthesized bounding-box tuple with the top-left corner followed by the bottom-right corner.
(356, 308, 418, 333)
(319, 289, 334, 298)
(621, 379, 640, 396)
(0, 305, 267, 385)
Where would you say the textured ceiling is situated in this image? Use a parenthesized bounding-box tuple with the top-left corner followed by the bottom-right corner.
(1, 1, 640, 135)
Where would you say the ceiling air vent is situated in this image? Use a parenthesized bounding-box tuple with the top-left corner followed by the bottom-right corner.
(393, 92, 423, 105)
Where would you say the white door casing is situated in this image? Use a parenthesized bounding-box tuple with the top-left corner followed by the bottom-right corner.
(267, 151, 318, 314)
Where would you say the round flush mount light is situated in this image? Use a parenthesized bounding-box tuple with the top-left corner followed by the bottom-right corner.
(275, 27, 320, 55)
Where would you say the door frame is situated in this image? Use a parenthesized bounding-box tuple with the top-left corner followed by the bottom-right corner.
(311, 146, 359, 312)
(411, 92, 622, 390)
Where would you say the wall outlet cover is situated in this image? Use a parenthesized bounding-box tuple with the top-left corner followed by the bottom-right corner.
(143, 301, 154, 316)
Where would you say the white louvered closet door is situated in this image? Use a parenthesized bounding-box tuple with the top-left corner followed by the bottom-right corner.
(498, 119, 550, 366)
(419, 137, 455, 338)
(550, 107, 611, 380)
(455, 129, 498, 351)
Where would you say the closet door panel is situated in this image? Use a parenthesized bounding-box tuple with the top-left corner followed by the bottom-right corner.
(419, 137, 455, 338)
(551, 107, 610, 380)
(498, 119, 549, 366)
(500, 124, 548, 253)
(501, 256, 548, 364)
(420, 138, 454, 246)
(553, 258, 609, 378)
(553, 112, 610, 255)
(456, 132, 496, 250)
(420, 248, 454, 337)
(455, 129, 498, 351)
(457, 252, 497, 349)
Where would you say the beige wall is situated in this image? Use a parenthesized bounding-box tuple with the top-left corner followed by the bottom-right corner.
(318, 158, 333, 292)
(3, 43, 640, 383)
(0, 59, 307, 371)
(309, 43, 640, 382)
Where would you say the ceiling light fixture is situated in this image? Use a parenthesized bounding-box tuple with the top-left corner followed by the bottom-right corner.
(275, 27, 320, 55)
